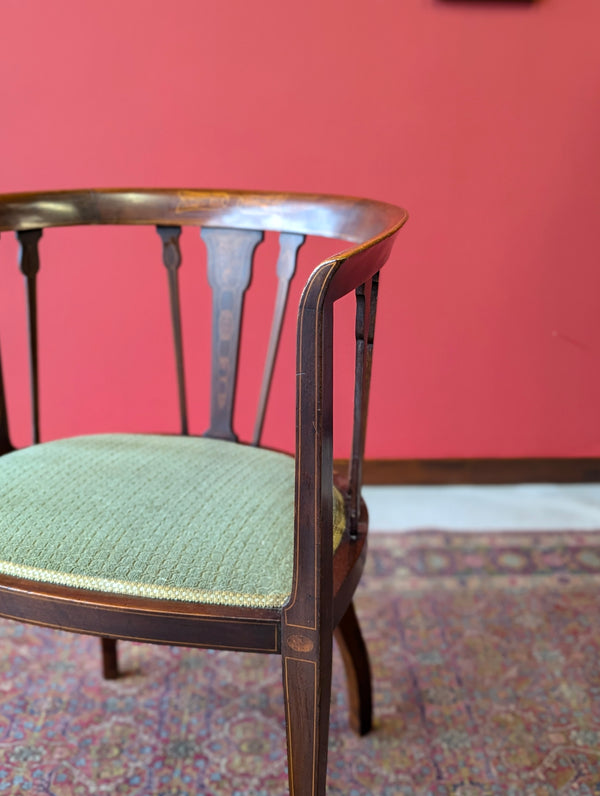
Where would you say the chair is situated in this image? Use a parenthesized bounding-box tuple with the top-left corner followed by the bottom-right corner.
(0, 189, 407, 795)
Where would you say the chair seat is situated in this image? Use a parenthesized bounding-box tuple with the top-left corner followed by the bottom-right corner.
(0, 434, 345, 609)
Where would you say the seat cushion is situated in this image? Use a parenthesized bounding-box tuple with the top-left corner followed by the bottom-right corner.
(0, 434, 346, 609)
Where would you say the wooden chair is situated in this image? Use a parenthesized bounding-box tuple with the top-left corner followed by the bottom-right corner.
(0, 189, 407, 795)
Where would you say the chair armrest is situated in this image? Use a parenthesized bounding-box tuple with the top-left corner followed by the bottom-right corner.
(285, 210, 406, 631)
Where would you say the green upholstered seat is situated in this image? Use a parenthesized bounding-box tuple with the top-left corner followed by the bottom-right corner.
(0, 434, 345, 609)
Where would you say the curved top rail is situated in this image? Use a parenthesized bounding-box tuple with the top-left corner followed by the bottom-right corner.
(0, 188, 407, 245)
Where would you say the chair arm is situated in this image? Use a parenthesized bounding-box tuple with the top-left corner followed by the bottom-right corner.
(285, 217, 406, 631)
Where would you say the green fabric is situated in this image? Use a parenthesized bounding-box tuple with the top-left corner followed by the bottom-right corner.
(0, 434, 345, 608)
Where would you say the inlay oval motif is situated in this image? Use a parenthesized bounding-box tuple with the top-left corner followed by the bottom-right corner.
(287, 634, 314, 653)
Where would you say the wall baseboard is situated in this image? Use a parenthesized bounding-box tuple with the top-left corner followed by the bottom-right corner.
(333, 458, 600, 485)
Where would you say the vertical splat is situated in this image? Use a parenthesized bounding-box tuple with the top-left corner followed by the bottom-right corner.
(201, 227, 263, 441)
(0, 341, 12, 454)
(157, 225, 188, 436)
(347, 273, 379, 537)
(16, 229, 43, 445)
(0, 233, 10, 454)
(252, 232, 305, 446)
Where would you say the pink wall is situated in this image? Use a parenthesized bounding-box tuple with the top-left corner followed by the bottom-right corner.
(1, 0, 600, 458)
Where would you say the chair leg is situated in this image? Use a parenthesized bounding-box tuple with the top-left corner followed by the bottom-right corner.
(282, 639, 332, 796)
(334, 600, 372, 736)
(100, 637, 119, 679)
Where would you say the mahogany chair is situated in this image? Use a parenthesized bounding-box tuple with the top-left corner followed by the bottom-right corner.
(0, 189, 407, 795)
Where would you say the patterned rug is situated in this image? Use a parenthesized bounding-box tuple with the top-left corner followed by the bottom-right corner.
(2, 531, 600, 795)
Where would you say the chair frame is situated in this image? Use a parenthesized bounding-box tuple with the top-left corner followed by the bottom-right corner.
(0, 189, 407, 795)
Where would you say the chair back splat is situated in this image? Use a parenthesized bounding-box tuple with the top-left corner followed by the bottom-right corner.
(0, 188, 407, 796)
(16, 228, 43, 446)
(0, 343, 10, 456)
(157, 224, 188, 436)
(201, 226, 264, 442)
(253, 231, 305, 447)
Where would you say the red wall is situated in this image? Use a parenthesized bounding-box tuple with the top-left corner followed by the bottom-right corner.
(1, 0, 600, 458)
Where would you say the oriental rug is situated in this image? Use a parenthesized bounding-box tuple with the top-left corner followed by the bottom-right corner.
(2, 531, 600, 795)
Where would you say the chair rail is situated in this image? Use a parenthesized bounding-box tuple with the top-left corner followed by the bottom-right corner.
(0, 188, 407, 243)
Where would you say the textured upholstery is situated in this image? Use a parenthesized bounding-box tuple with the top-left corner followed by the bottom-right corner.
(0, 434, 346, 608)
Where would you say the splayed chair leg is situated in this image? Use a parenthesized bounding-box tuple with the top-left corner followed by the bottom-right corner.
(282, 640, 332, 796)
(100, 637, 119, 680)
(334, 601, 372, 736)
